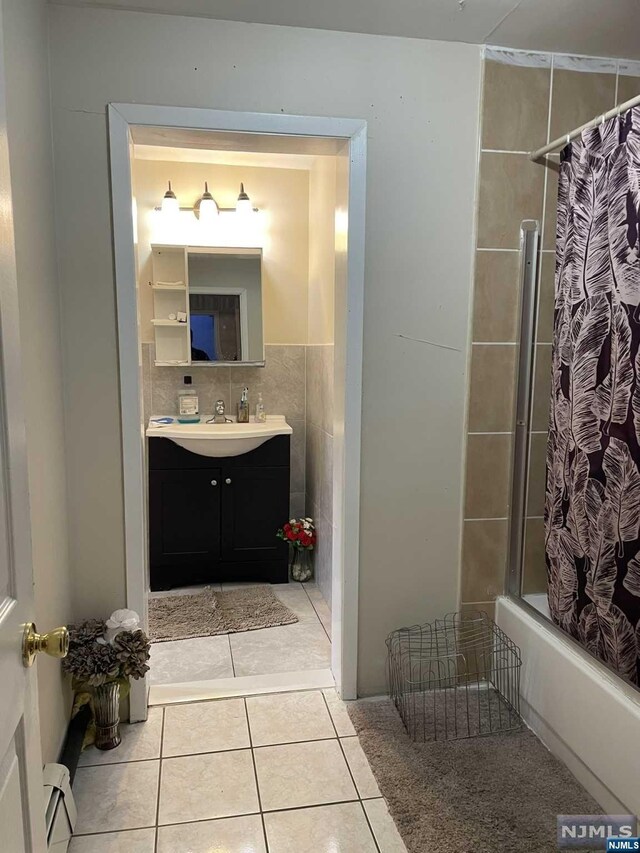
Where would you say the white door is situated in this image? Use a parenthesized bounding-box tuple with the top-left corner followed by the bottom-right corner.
(0, 1, 50, 848)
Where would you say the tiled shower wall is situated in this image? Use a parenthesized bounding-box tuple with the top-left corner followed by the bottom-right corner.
(461, 47, 640, 617)
(141, 343, 307, 512)
(306, 345, 334, 607)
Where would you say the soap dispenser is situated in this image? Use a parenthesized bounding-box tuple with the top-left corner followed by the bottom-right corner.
(238, 386, 250, 423)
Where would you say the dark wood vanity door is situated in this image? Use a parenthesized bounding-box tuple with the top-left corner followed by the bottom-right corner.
(149, 468, 222, 567)
(221, 466, 289, 562)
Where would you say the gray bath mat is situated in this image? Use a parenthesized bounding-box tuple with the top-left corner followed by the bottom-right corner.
(149, 585, 298, 642)
(348, 698, 601, 853)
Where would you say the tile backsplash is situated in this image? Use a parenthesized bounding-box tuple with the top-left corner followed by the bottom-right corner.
(141, 342, 308, 516)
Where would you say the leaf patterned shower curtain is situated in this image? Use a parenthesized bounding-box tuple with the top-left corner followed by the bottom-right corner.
(546, 106, 640, 686)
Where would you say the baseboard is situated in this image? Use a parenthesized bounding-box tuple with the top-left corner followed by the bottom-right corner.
(57, 705, 91, 786)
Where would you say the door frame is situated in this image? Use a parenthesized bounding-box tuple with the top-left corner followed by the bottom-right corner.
(108, 104, 367, 720)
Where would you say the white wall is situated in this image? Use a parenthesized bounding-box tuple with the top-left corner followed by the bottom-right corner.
(49, 6, 482, 694)
(3, 0, 72, 763)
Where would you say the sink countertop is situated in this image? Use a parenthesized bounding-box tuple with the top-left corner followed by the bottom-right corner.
(146, 414, 292, 440)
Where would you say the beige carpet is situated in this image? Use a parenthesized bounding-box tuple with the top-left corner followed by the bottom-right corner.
(149, 585, 298, 642)
(348, 698, 601, 853)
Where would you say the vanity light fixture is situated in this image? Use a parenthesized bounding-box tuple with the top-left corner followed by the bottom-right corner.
(236, 182, 254, 217)
(161, 181, 179, 216)
(194, 181, 219, 223)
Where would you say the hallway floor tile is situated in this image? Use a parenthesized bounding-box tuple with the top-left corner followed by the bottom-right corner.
(71, 689, 407, 852)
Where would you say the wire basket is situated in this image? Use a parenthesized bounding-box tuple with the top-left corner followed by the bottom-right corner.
(386, 610, 522, 742)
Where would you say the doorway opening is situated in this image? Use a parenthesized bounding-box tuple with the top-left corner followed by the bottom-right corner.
(109, 106, 366, 718)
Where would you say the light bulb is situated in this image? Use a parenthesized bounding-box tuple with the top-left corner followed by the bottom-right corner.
(161, 181, 179, 216)
(236, 182, 254, 217)
(197, 181, 218, 224)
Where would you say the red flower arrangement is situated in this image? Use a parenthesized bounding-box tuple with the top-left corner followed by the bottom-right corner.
(276, 517, 317, 550)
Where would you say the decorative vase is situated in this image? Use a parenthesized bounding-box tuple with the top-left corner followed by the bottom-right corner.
(93, 681, 122, 750)
(291, 548, 313, 582)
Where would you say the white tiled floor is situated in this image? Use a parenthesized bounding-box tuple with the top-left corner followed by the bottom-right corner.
(148, 582, 332, 686)
(71, 689, 407, 853)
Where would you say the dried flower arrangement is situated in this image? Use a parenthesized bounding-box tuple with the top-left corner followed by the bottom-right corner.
(63, 609, 151, 750)
(63, 611, 151, 687)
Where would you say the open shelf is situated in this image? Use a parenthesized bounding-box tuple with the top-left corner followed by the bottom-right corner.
(150, 243, 263, 366)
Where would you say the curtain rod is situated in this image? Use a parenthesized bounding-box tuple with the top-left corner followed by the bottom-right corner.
(529, 92, 640, 162)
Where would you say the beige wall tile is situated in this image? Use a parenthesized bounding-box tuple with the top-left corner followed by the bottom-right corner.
(522, 517, 547, 594)
(536, 253, 555, 343)
(289, 419, 306, 495)
(543, 157, 560, 251)
(468, 345, 516, 432)
(465, 433, 512, 519)
(472, 251, 520, 342)
(461, 519, 508, 601)
(477, 153, 545, 249)
(531, 344, 552, 431)
(549, 70, 617, 144)
(306, 344, 334, 435)
(527, 432, 547, 517)
(231, 344, 306, 421)
(482, 61, 550, 152)
(617, 75, 640, 104)
(150, 363, 231, 415)
(290, 492, 305, 518)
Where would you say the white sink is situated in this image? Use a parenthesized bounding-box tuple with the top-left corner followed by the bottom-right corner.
(146, 415, 292, 457)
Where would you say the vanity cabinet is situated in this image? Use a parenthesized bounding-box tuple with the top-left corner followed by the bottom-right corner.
(148, 435, 290, 590)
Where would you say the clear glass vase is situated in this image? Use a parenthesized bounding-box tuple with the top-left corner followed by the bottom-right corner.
(290, 547, 314, 582)
(93, 681, 122, 750)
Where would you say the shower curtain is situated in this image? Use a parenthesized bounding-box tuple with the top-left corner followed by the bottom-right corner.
(546, 106, 640, 686)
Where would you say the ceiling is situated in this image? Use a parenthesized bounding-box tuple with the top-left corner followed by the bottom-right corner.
(50, 0, 640, 60)
(133, 144, 320, 171)
(131, 128, 342, 170)
(131, 127, 342, 155)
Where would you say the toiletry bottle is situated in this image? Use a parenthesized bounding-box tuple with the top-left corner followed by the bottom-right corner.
(178, 376, 199, 417)
(238, 386, 250, 423)
(256, 392, 266, 423)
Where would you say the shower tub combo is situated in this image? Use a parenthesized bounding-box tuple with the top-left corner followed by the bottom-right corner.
(497, 211, 640, 817)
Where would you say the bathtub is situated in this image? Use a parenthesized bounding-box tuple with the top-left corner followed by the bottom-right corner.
(496, 595, 640, 816)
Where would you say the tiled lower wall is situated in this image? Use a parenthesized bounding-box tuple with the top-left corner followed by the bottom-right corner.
(305, 345, 334, 607)
(141, 343, 306, 510)
(461, 47, 640, 617)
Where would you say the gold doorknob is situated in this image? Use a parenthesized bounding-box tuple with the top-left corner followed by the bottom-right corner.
(22, 623, 69, 668)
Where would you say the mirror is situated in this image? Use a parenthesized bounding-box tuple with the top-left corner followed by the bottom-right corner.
(187, 250, 264, 364)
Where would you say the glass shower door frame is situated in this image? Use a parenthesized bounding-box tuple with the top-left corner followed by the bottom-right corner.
(507, 220, 540, 597)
